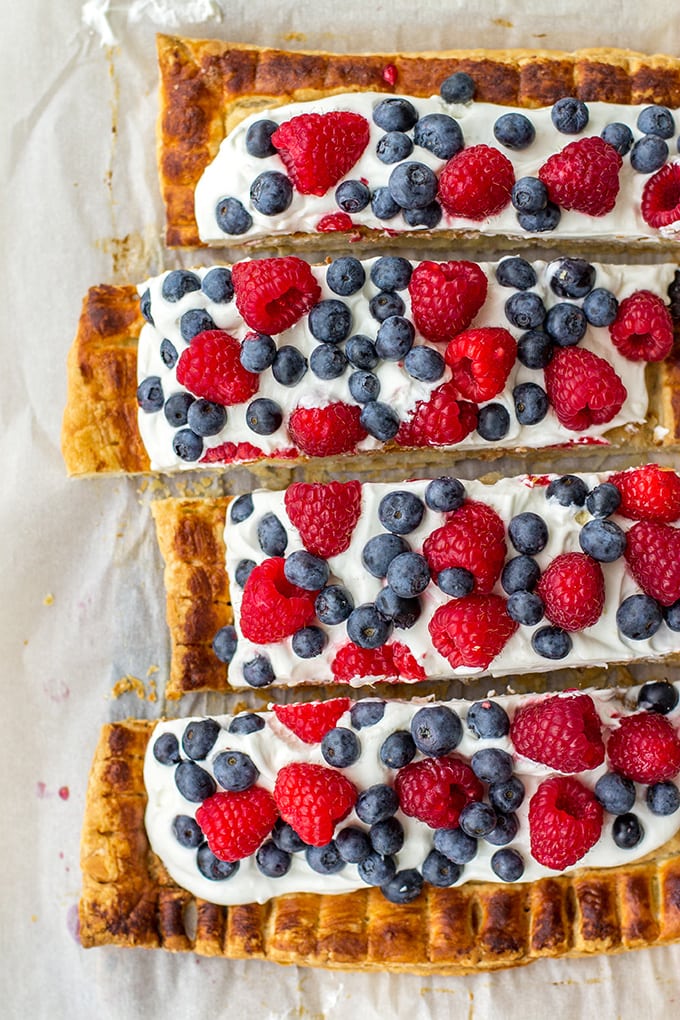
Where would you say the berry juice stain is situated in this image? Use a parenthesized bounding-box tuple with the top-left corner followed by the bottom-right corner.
(59, 786, 70, 800)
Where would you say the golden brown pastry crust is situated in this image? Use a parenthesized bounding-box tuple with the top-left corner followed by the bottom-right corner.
(157, 36, 680, 248)
(79, 718, 680, 971)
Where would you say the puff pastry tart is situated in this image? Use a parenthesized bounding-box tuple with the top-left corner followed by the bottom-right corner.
(79, 684, 680, 972)
(157, 36, 680, 250)
(61, 255, 680, 477)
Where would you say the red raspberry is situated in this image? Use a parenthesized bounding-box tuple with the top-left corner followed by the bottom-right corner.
(544, 347, 627, 431)
(273, 699, 351, 743)
(200, 440, 263, 464)
(196, 786, 278, 861)
(176, 330, 259, 406)
(271, 111, 370, 196)
(641, 161, 680, 229)
(444, 327, 517, 401)
(608, 464, 680, 523)
(528, 776, 603, 870)
(391, 642, 427, 681)
(395, 382, 478, 448)
(536, 552, 605, 631)
(511, 693, 605, 772)
(239, 557, 317, 643)
(231, 257, 321, 334)
(428, 594, 518, 670)
(438, 144, 515, 220)
(316, 212, 354, 232)
(609, 290, 674, 362)
(287, 402, 366, 458)
(423, 500, 506, 593)
(624, 520, 680, 606)
(395, 755, 484, 829)
(607, 713, 680, 783)
(407, 260, 488, 344)
(284, 480, 362, 558)
(538, 136, 622, 216)
(331, 643, 398, 683)
(273, 762, 357, 846)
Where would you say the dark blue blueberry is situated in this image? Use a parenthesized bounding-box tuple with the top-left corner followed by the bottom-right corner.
(532, 625, 572, 659)
(669, 270, 680, 317)
(346, 334, 378, 369)
(180, 308, 216, 342)
(378, 490, 425, 534)
(172, 429, 203, 461)
(371, 186, 401, 220)
(380, 729, 417, 768)
(477, 403, 510, 441)
(637, 105, 676, 139)
(244, 118, 278, 157)
(137, 376, 164, 412)
(376, 130, 414, 164)
(175, 761, 216, 802)
(350, 700, 385, 729)
(595, 772, 636, 814)
(306, 842, 346, 875)
(507, 590, 545, 626)
(550, 258, 596, 299)
(404, 345, 445, 382)
(361, 401, 401, 441)
(291, 626, 327, 658)
(513, 382, 549, 425)
(414, 113, 464, 158)
(256, 840, 291, 878)
(501, 555, 540, 595)
(612, 813, 644, 849)
(630, 134, 669, 173)
(187, 399, 226, 436)
(347, 603, 392, 649)
(517, 201, 561, 232)
(545, 302, 588, 346)
(422, 849, 462, 888)
(637, 680, 679, 714)
(257, 512, 287, 556)
(508, 512, 549, 555)
(308, 299, 352, 344)
(586, 481, 622, 518)
(375, 315, 415, 359)
(315, 585, 354, 625)
(140, 289, 153, 324)
(511, 177, 548, 213)
(242, 655, 275, 687)
(240, 333, 276, 372)
(505, 291, 546, 330)
(485, 812, 519, 847)
(440, 72, 475, 103)
(495, 257, 537, 290)
(359, 852, 397, 887)
(215, 196, 252, 235)
(664, 601, 680, 633)
(647, 781, 680, 815)
(403, 200, 443, 229)
(433, 826, 477, 864)
(326, 256, 366, 296)
(470, 747, 513, 784)
(201, 267, 233, 303)
(551, 97, 589, 133)
(164, 391, 194, 427)
(437, 567, 475, 598)
(356, 784, 399, 825)
(517, 330, 554, 369)
(271, 819, 307, 853)
(336, 826, 372, 863)
(284, 550, 329, 590)
(234, 559, 256, 588)
(153, 732, 180, 765)
(160, 338, 178, 367)
(583, 288, 619, 326)
(601, 122, 634, 156)
(490, 848, 524, 882)
(369, 290, 405, 321)
(466, 700, 510, 739)
(386, 551, 430, 598)
(489, 777, 525, 814)
(213, 750, 258, 792)
(493, 112, 535, 150)
(425, 476, 465, 512)
(370, 817, 404, 856)
(381, 868, 423, 904)
(321, 726, 360, 767)
(349, 370, 381, 404)
(228, 712, 265, 735)
(161, 270, 201, 302)
(310, 344, 348, 380)
(370, 257, 413, 292)
(579, 518, 626, 562)
(616, 594, 663, 640)
(373, 96, 419, 132)
(362, 533, 410, 577)
(411, 705, 462, 756)
(271, 345, 307, 385)
(172, 815, 203, 848)
(245, 397, 283, 435)
(212, 624, 237, 664)
(374, 586, 421, 629)
(197, 844, 239, 881)
(181, 719, 220, 760)
(335, 179, 371, 212)
(547, 474, 588, 507)
(388, 161, 438, 209)
(459, 802, 497, 838)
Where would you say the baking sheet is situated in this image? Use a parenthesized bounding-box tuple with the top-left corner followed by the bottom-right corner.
(4, 0, 680, 1016)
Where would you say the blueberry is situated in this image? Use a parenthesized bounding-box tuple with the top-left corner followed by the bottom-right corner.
(234, 559, 256, 588)
(182, 719, 220, 760)
(583, 288, 619, 326)
(172, 429, 203, 462)
(616, 594, 663, 640)
(579, 519, 626, 562)
(380, 730, 417, 768)
(212, 624, 237, 664)
(346, 334, 379, 369)
(545, 302, 587, 346)
(140, 289, 154, 324)
(291, 626, 327, 658)
(470, 747, 513, 783)
(245, 118, 278, 157)
(349, 370, 381, 404)
(517, 330, 554, 369)
(315, 585, 354, 625)
(517, 202, 561, 232)
(362, 533, 409, 577)
(347, 604, 392, 649)
(511, 177, 548, 213)
(187, 399, 227, 436)
(630, 134, 669, 173)
(256, 840, 292, 878)
(370, 257, 413, 292)
(513, 382, 549, 425)
(175, 761, 216, 802)
(370, 817, 404, 856)
(437, 567, 475, 598)
(507, 590, 545, 626)
(501, 555, 540, 595)
(404, 345, 445, 382)
(381, 868, 423, 904)
(137, 376, 164, 412)
(180, 308, 216, 342)
(374, 587, 422, 628)
(242, 655, 275, 687)
(378, 490, 425, 534)
(335, 179, 371, 212)
(612, 813, 644, 849)
(257, 512, 287, 556)
(360, 401, 401, 441)
(369, 290, 405, 322)
(647, 781, 680, 815)
(284, 550, 329, 590)
(172, 814, 203, 848)
(505, 291, 546, 330)
(586, 481, 621, 518)
(595, 772, 636, 814)
(164, 392, 194, 427)
(197, 845, 239, 881)
(359, 851, 397, 887)
(213, 750, 258, 792)
(459, 801, 497, 838)
(404, 200, 444, 229)
(637, 105, 676, 139)
(373, 96, 419, 132)
(411, 705, 462, 756)
(200, 267, 233, 304)
(350, 701, 385, 729)
(669, 270, 680, 318)
(356, 784, 399, 824)
(376, 130, 414, 163)
(466, 700, 510, 739)
(306, 842, 346, 875)
(490, 848, 524, 881)
(551, 97, 589, 134)
(375, 315, 415, 359)
(422, 849, 462, 888)
(388, 162, 438, 209)
(489, 777, 525, 813)
(667, 601, 680, 632)
(228, 712, 265, 735)
(321, 726, 360, 767)
(493, 112, 535, 150)
(250, 171, 293, 215)
(371, 186, 401, 220)
(495, 257, 537, 290)
(477, 403, 510, 441)
(161, 270, 201, 302)
(414, 113, 464, 158)
(550, 258, 596, 299)
(160, 338, 178, 367)
(336, 826, 372, 863)
(215, 196, 252, 235)
(532, 625, 572, 658)
(310, 344, 348, 380)
(326, 256, 366, 296)
(601, 122, 634, 156)
(637, 680, 679, 714)
(433, 826, 478, 864)
(425, 476, 465, 512)
(547, 474, 588, 507)
(440, 72, 475, 103)
(153, 732, 180, 765)
(245, 397, 283, 435)
(485, 812, 519, 846)
(272, 819, 307, 853)
(386, 551, 430, 598)
(240, 333, 276, 372)
(308, 299, 352, 344)
(508, 512, 549, 555)
(272, 345, 307, 385)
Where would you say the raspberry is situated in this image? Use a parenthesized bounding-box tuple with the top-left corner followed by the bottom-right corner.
(331, 643, 397, 683)
(284, 480, 362, 557)
(395, 755, 484, 829)
(407, 260, 488, 344)
(315, 212, 355, 232)
(273, 699, 351, 743)
(609, 290, 674, 362)
(607, 713, 680, 783)
(528, 776, 603, 870)
(271, 111, 371, 196)
(391, 642, 427, 681)
(438, 144, 515, 220)
(444, 327, 517, 401)
(287, 402, 367, 458)
(536, 552, 605, 631)
(200, 440, 263, 464)
(423, 500, 506, 593)
(428, 594, 518, 670)
(196, 786, 278, 861)
(624, 521, 680, 606)
(273, 762, 357, 846)
(176, 330, 259, 406)
(511, 693, 605, 772)
(544, 347, 627, 431)
(608, 464, 680, 523)
(239, 557, 317, 643)
(231, 257, 321, 334)
(395, 382, 478, 447)
(538, 136, 622, 216)
(641, 161, 680, 228)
